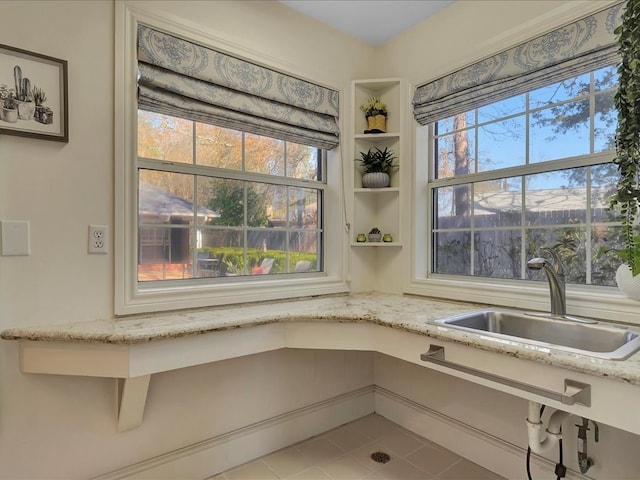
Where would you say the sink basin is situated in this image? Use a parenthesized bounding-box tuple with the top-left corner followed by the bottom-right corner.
(435, 309, 640, 360)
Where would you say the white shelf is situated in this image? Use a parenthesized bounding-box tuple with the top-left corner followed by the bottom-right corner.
(354, 132, 400, 140)
(354, 187, 400, 193)
(350, 242, 402, 247)
(351, 78, 406, 249)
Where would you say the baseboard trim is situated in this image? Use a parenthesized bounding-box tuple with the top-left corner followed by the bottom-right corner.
(374, 386, 589, 480)
(91, 386, 375, 480)
(93, 385, 590, 480)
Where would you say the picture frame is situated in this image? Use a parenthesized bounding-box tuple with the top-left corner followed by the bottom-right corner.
(0, 44, 68, 142)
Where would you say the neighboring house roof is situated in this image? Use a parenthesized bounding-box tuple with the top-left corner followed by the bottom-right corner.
(473, 186, 611, 216)
(138, 182, 218, 220)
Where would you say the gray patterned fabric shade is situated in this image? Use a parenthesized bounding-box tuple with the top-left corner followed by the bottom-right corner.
(137, 25, 340, 149)
(412, 2, 625, 126)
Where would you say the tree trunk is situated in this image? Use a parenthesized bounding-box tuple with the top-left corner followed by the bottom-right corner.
(453, 114, 470, 217)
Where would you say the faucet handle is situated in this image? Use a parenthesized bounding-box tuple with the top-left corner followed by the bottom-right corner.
(541, 247, 567, 277)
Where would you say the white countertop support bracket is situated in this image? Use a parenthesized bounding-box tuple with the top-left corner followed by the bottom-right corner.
(117, 375, 151, 432)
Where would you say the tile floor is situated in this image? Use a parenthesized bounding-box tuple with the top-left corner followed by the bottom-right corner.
(210, 414, 506, 480)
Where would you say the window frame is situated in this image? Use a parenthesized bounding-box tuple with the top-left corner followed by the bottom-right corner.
(114, 3, 348, 315)
(408, 80, 640, 326)
(428, 65, 618, 281)
(136, 129, 326, 282)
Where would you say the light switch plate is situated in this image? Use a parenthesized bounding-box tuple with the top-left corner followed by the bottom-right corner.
(1, 220, 30, 256)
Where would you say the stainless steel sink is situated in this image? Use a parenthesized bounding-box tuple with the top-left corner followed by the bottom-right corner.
(434, 309, 640, 360)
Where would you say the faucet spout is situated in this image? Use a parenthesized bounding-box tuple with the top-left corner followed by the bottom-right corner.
(527, 256, 567, 316)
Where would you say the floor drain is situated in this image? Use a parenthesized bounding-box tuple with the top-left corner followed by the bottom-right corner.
(370, 451, 391, 464)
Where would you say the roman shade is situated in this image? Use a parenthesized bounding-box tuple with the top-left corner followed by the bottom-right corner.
(413, 2, 625, 126)
(137, 25, 340, 150)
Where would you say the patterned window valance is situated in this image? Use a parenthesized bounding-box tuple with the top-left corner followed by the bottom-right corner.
(412, 2, 625, 126)
(137, 25, 340, 150)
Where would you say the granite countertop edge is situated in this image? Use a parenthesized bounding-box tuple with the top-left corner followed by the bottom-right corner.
(2, 292, 639, 385)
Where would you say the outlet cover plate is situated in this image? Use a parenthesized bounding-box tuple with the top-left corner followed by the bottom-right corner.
(88, 225, 108, 254)
(1, 220, 30, 256)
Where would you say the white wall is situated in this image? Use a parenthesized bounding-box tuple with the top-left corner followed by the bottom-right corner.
(1, 0, 636, 478)
(373, 2, 640, 477)
(0, 0, 115, 328)
(377, 0, 619, 83)
(0, 1, 374, 477)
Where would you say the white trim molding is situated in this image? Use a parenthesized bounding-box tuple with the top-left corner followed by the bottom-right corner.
(91, 386, 375, 480)
(92, 384, 591, 480)
(114, 1, 349, 315)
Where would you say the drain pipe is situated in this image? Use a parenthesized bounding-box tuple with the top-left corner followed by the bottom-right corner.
(527, 401, 570, 456)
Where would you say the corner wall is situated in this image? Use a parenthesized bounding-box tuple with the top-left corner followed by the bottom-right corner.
(372, 4, 640, 477)
(0, 1, 374, 477)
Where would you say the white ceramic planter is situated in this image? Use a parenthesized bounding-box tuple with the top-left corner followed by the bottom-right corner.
(362, 172, 390, 188)
(616, 263, 640, 300)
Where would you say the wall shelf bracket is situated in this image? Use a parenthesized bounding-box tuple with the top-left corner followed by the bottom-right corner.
(117, 375, 151, 432)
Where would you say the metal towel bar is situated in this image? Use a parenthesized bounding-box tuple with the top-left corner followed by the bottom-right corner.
(420, 345, 591, 407)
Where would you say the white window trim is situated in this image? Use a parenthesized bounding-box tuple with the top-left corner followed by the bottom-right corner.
(114, 2, 348, 315)
(409, 104, 640, 327)
(410, 125, 640, 323)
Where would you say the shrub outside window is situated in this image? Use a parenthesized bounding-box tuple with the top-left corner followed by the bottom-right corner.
(137, 110, 324, 283)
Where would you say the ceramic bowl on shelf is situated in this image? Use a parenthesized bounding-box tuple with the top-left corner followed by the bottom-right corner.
(362, 172, 390, 188)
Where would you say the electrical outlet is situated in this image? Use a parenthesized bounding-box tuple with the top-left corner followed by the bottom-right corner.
(88, 225, 108, 254)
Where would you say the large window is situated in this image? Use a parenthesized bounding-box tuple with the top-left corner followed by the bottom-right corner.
(427, 65, 621, 286)
(115, 5, 347, 314)
(137, 111, 324, 282)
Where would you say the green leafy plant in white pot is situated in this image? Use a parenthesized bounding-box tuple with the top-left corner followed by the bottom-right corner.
(608, 0, 640, 299)
(2, 91, 17, 123)
(355, 147, 397, 188)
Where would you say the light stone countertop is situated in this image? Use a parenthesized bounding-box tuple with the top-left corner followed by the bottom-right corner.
(3, 292, 640, 385)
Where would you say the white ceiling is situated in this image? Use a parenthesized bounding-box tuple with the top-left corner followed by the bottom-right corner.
(279, 0, 455, 46)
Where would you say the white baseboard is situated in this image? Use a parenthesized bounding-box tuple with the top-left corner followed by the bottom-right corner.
(374, 386, 589, 480)
(91, 386, 375, 480)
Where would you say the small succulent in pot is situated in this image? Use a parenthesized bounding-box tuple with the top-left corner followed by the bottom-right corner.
(2, 92, 18, 123)
(356, 147, 398, 188)
(3, 92, 16, 110)
(368, 227, 382, 242)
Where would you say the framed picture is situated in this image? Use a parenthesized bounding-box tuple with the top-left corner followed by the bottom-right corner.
(0, 44, 68, 142)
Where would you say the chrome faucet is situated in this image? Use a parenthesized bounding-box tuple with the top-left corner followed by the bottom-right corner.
(527, 248, 567, 317)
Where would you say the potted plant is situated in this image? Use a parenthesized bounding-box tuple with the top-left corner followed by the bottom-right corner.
(32, 85, 49, 124)
(607, 0, 640, 299)
(14, 66, 35, 121)
(0, 85, 13, 122)
(2, 92, 18, 123)
(368, 227, 382, 242)
(355, 146, 397, 188)
(360, 96, 388, 133)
